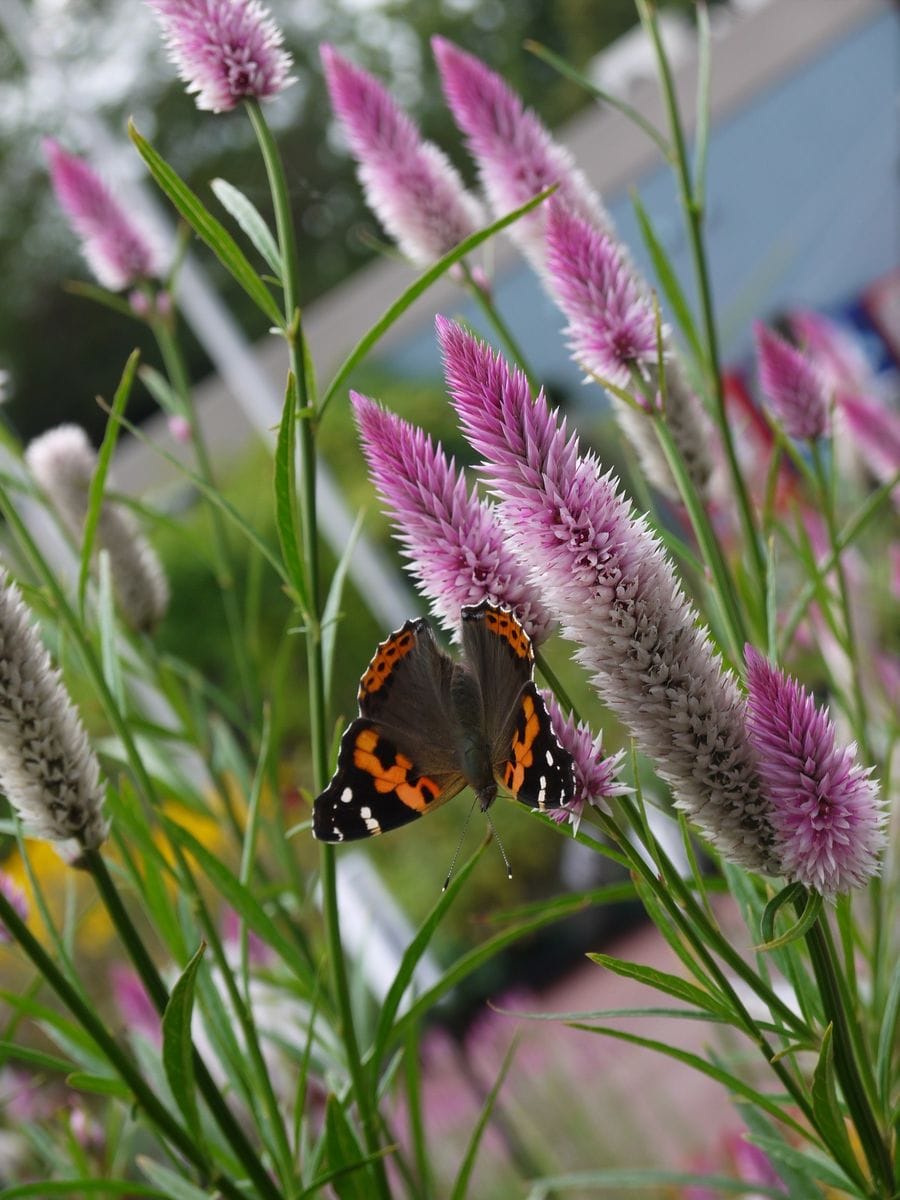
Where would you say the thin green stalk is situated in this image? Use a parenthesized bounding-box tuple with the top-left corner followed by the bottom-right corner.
(809, 441, 872, 760)
(461, 263, 539, 392)
(636, 0, 764, 596)
(804, 912, 894, 1195)
(246, 99, 390, 1199)
(84, 850, 285, 1200)
(152, 319, 257, 714)
(0, 888, 249, 1200)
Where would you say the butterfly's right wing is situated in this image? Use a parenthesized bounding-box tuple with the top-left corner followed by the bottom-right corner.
(313, 618, 466, 842)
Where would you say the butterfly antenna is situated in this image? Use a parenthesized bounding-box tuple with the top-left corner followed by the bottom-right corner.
(484, 810, 513, 881)
(442, 796, 479, 892)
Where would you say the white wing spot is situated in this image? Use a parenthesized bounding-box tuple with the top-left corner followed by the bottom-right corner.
(332, 827, 344, 841)
(546, 750, 555, 765)
(341, 787, 353, 803)
(364, 815, 382, 834)
(360, 806, 371, 819)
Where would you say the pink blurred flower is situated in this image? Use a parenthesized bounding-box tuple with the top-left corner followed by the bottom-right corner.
(0, 873, 28, 943)
(754, 322, 829, 440)
(110, 965, 161, 1045)
(221, 905, 272, 967)
(439, 317, 779, 874)
(432, 37, 609, 269)
(352, 390, 552, 642)
(44, 139, 159, 291)
(321, 45, 485, 268)
(838, 391, 900, 507)
(70, 1105, 104, 1152)
(147, 0, 293, 113)
(541, 691, 629, 833)
(167, 414, 193, 444)
(745, 646, 885, 895)
(790, 310, 873, 393)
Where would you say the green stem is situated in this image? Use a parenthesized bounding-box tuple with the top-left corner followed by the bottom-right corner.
(246, 99, 390, 1199)
(0, 889, 248, 1200)
(152, 319, 258, 715)
(84, 850, 285, 1200)
(462, 263, 539, 392)
(809, 441, 872, 760)
(636, 0, 765, 596)
(805, 912, 894, 1195)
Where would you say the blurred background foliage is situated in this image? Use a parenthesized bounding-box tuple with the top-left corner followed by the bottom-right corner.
(1, 0, 704, 444)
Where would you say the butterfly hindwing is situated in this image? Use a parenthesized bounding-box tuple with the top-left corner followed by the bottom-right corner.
(498, 681, 575, 812)
(312, 718, 465, 841)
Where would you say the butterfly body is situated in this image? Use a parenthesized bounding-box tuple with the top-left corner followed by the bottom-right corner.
(312, 601, 575, 842)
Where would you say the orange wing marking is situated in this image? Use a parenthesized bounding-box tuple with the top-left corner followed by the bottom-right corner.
(359, 628, 415, 699)
(502, 692, 540, 794)
(485, 607, 532, 661)
(352, 727, 441, 812)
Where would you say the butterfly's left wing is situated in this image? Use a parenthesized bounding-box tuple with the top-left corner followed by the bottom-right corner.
(460, 602, 575, 812)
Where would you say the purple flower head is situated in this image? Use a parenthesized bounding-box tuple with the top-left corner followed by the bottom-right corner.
(321, 45, 485, 268)
(438, 316, 779, 873)
(0, 872, 28, 943)
(745, 646, 884, 895)
(44, 139, 160, 291)
(147, 0, 293, 113)
(545, 201, 659, 390)
(432, 37, 609, 269)
(353, 391, 551, 642)
(754, 322, 829, 440)
(790, 310, 873, 394)
(541, 692, 629, 833)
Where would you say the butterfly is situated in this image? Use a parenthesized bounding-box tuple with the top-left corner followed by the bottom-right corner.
(312, 600, 575, 842)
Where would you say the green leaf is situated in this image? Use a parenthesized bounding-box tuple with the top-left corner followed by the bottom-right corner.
(757, 883, 822, 951)
(211, 177, 283, 279)
(632, 190, 707, 373)
(163, 816, 312, 985)
(523, 40, 673, 161)
(736, 1102, 832, 1200)
(587, 952, 730, 1018)
(876, 959, 900, 1118)
(66, 1071, 131, 1100)
(79, 349, 140, 615)
(0, 1041, 72, 1075)
(63, 279, 143, 319)
(371, 839, 485, 1069)
(161, 941, 206, 1145)
(746, 1133, 863, 1196)
(566, 1024, 810, 1140)
(0, 1182, 169, 1199)
(450, 1038, 517, 1200)
(322, 509, 366, 697)
(138, 364, 188, 420)
(137, 1157, 214, 1200)
(525, 1168, 789, 1198)
(97, 551, 124, 709)
(129, 121, 284, 328)
(322, 1095, 372, 1200)
(273, 372, 309, 613)
(692, 0, 712, 209)
(810, 1024, 862, 1187)
(319, 187, 558, 416)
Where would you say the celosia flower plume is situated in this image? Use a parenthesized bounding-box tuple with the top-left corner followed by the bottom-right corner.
(541, 692, 629, 833)
(321, 45, 485, 267)
(147, 0, 293, 113)
(744, 647, 884, 895)
(26, 426, 169, 633)
(352, 391, 551, 641)
(438, 317, 779, 872)
(44, 139, 159, 292)
(754, 322, 829, 440)
(0, 572, 108, 853)
(432, 36, 609, 269)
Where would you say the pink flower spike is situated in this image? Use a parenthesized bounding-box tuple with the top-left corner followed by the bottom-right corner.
(353, 391, 552, 642)
(754, 322, 829, 440)
(44, 139, 159, 291)
(147, 0, 293, 113)
(541, 692, 629, 833)
(838, 391, 900, 507)
(545, 201, 658, 390)
(439, 317, 778, 874)
(432, 37, 609, 269)
(321, 46, 485, 267)
(745, 646, 885, 895)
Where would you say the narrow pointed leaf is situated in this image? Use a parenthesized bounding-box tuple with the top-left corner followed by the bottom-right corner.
(876, 960, 900, 1116)
(746, 1133, 861, 1196)
(274, 372, 309, 613)
(162, 941, 206, 1145)
(66, 1071, 131, 1100)
(758, 883, 822, 951)
(632, 191, 706, 370)
(138, 1158, 213, 1200)
(129, 121, 284, 328)
(211, 177, 283, 278)
(323, 1096, 371, 1200)
(0, 1183, 169, 1199)
(450, 1039, 517, 1200)
(526, 1169, 789, 1198)
(322, 509, 366, 696)
(587, 952, 730, 1018)
(810, 1024, 862, 1187)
